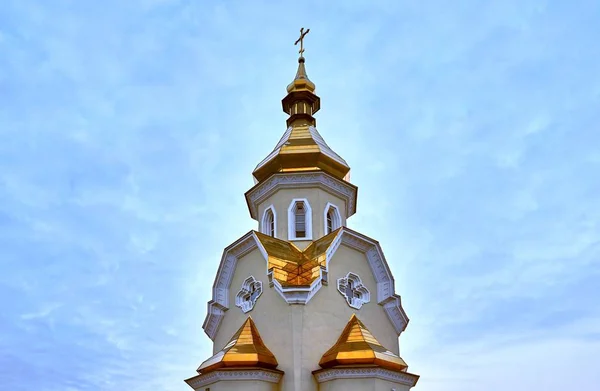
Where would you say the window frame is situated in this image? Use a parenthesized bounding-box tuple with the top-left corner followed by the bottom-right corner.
(287, 198, 313, 241)
(323, 202, 342, 235)
(260, 205, 277, 237)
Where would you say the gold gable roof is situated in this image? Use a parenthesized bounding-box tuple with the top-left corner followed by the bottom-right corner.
(197, 317, 278, 374)
(318, 314, 408, 371)
(254, 229, 340, 287)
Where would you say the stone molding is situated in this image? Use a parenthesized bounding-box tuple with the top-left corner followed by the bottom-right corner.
(202, 232, 258, 340)
(186, 368, 284, 389)
(313, 367, 419, 387)
(245, 172, 358, 220)
(340, 228, 410, 334)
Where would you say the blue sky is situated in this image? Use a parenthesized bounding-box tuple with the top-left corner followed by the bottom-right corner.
(1, 0, 599, 390)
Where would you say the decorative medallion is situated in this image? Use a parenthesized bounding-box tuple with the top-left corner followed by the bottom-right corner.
(235, 276, 263, 313)
(337, 272, 370, 309)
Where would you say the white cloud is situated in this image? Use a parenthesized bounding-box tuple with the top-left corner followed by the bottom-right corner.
(1, 0, 599, 390)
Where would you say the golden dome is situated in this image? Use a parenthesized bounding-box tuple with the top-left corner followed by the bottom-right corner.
(197, 317, 278, 374)
(252, 123, 350, 183)
(318, 314, 409, 371)
(286, 56, 316, 93)
(252, 44, 350, 183)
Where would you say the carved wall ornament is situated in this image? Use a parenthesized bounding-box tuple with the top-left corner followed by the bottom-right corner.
(337, 272, 371, 309)
(235, 276, 263, 313)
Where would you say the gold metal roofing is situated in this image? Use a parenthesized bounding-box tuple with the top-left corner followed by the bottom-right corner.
(197, 317, 278, 374)
(251, 45, 350, 183)
(318, 314, 409, 371)
(254, 229, 340, 287)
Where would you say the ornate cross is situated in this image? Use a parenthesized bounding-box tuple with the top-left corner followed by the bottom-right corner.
(294, 27, 310, 57)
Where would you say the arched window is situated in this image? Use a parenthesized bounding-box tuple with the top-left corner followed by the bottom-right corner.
(261, 206, 276, 237)
(295, 203, 306, 237)
(288, 199, 312, 240)
(324, 203, 342, 235)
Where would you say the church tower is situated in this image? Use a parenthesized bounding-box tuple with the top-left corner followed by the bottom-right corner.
(185, 29, 420, 391)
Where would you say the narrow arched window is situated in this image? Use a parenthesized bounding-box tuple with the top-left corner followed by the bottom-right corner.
(265, 209, 275, 236)
(294, 202, 306, 238)
(288, 199, 312, 240)
(261, 206, 276, 237)
(324, 203, 341, 235)
(326, 208, 334, 234)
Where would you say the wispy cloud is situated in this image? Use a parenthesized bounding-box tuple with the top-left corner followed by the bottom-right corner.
(1, 0, 598, 390)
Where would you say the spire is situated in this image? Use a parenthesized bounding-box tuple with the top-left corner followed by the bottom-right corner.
(318, 314, 409, 371)
(251, 28, 351, 183)
(286, 56, 316, 93)
(287, 27, 316, 95)
(196, 317, 279, 374)
(282, 27, 320, 128)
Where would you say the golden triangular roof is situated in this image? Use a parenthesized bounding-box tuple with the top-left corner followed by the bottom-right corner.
(319, 314, 408, 371)
(255, 228, 341, 287)
(197, 317, 278, 374)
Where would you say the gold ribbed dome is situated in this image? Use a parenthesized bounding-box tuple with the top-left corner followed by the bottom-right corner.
(252, 43, 351, 183)
(318, 314, 409, 371)
(286, 56, 316, 93)
(197, 317, 278, 374)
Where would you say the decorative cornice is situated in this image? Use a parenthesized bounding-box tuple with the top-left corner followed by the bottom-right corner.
(313, 367, 419, 387)
(185, 368, 284, 389)
(244, 171, 358, 220)
(202, 231, 258, 340)
(339, 228, 410, 334)
(203, 227, 409, 340)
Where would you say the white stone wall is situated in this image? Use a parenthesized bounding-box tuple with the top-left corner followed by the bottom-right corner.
(317, 377, 413, 391)
(211, 242, 402, 391)
(256, 187, 347, 245)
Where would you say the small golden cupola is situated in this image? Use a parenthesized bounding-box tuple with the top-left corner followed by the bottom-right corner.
(252, 28, 351, 184)
(318, 314, 410, 371)
(195, 316, 279, 374)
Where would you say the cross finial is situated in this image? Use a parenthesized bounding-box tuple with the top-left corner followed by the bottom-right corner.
(294, 27, 310, 58)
